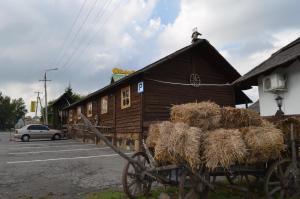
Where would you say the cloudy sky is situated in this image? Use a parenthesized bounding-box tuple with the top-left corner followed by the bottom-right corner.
(1, 0, 300, 115)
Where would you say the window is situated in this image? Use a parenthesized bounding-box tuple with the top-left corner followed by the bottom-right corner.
(101, 96, 108, 114)
(87, 102, 93, 117)
(27, 125, 36, 130)
(121, 86, 131, 109)
(77, 106, 81, 119)
(27, 125, 48, 131)
(69, 110, 73, 121)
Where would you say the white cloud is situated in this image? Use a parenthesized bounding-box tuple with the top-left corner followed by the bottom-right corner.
(156, 0, 300, 102)
(1, 0, 300, 115)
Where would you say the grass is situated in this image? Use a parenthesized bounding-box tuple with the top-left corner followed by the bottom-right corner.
(85, 187, 264, 199)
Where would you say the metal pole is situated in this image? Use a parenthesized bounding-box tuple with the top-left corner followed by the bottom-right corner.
(39, 68, 58, 125)
(44, 72, 48, 125)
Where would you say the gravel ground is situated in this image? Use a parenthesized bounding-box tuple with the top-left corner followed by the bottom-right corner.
(0, 132, 127, 199)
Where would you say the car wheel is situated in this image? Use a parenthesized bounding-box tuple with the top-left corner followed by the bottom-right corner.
(22, 135, 30, 142)
(53, 134, 61, 140)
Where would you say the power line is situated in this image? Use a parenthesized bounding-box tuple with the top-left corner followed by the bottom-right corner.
(58, 0, 99, 67)
(62, 0, 124, 74)
(76, 0, 123, 68)
(60, 0, 114, 71)
(53, 0, 89, 66)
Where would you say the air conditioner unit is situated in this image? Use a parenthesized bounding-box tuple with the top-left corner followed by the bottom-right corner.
(263, 73, 286, 92)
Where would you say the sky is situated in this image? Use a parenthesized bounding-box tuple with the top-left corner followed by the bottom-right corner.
(0, 0, 300, 116)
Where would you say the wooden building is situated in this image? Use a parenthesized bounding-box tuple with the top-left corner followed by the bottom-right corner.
(64, 38, 251, 150)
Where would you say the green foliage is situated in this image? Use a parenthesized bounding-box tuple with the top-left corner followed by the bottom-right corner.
(41, 86, 83, 127)
(0, 92, 27, 130)
(85, 187, 270, 199)
(64, 86, 83, 104)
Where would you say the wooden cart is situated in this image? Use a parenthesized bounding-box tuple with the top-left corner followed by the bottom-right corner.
(80, 114, 300, 199)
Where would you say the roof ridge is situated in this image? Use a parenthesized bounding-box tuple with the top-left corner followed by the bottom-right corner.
(272, 37, 300, 56)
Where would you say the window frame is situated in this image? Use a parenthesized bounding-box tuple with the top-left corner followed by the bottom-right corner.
(121, 86, 131, 109)
(87, 102, 93, 117)
(77, 106, 82, 119)
(101, 96, 108, 114)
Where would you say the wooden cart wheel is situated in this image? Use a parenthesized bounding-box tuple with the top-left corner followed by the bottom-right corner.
(122, 152, 152, 199)
(265, 158, 300, 199)
(178, 169, 210, 199)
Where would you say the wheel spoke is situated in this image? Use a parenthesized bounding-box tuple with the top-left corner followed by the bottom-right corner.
(128, 180, 137, 188)
(278, 165, 284, 178)
(268, 181, 281, 186)
(280, 190, 285, 199)
(270, 186, 281, 195)
(127, 172, 136, 178)
(136, 182, 142, 195)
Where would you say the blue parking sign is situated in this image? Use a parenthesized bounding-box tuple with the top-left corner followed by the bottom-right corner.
(138, 82, 144, 93)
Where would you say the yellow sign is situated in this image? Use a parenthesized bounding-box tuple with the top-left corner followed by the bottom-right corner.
(30, 101, 37, 112)
(112, 68, 135, 75)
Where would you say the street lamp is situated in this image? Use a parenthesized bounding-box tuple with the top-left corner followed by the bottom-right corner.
(40, 67, 58, 125)
(275, 95, 284, 118)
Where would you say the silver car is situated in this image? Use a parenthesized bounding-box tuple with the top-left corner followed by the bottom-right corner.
(14, 124, 64, 142)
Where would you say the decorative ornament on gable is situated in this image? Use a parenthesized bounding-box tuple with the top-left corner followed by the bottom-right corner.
(191, 27, 202, 43)
(190, 73, 201, 87)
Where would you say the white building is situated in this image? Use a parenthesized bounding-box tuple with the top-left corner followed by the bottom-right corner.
(235, 37, 300, 117)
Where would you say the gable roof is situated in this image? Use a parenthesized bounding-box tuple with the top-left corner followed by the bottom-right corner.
(234, 37, 300, 89)
(51, 93, 68, 107)
(64, 39, 250, 109)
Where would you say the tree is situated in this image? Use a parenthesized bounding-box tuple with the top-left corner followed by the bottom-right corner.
(0, 92, 27, 130)
(64, 86, 82, 104)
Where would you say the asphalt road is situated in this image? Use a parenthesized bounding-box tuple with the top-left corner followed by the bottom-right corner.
(0, 132, 128, 199)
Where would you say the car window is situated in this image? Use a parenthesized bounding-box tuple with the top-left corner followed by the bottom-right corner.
(27, 125, 48, 130)
(27, 125, 36, 130)
(41, 126, 49, 131)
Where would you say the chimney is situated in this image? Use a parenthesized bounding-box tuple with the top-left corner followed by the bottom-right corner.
(191, 27, 201, 43)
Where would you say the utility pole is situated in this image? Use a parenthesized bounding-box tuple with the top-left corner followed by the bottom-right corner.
(39, 68, 58, 125)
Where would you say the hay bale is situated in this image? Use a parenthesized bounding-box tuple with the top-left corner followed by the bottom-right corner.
(154, 121, 174, 164)
(220, 107, 264, 128)
(167, 122, 189, 164)
(170, 101, 221, 130)
(153, 121, 204, 168)
(184, 126, 204, 169)
(168, 123, 204, 168)
(240, 125, 285, 164)
(203, 129, 247, 170)
(146, 123, 161, 148)
(275, 117, 300, 142)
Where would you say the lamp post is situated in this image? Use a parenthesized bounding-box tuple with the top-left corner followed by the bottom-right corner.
(275, 95, 284, 118)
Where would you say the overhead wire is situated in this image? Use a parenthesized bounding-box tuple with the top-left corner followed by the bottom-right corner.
(58, 0, 99, 67)
(60, 0, 112, 71)
(62, 0, 123, 73)
(53, 0, 89, 67)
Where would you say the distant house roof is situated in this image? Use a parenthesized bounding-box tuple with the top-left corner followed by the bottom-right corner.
(64, 39, 251, 110)
(50, 93, 70, 108)
(234, 37, 300, 89)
